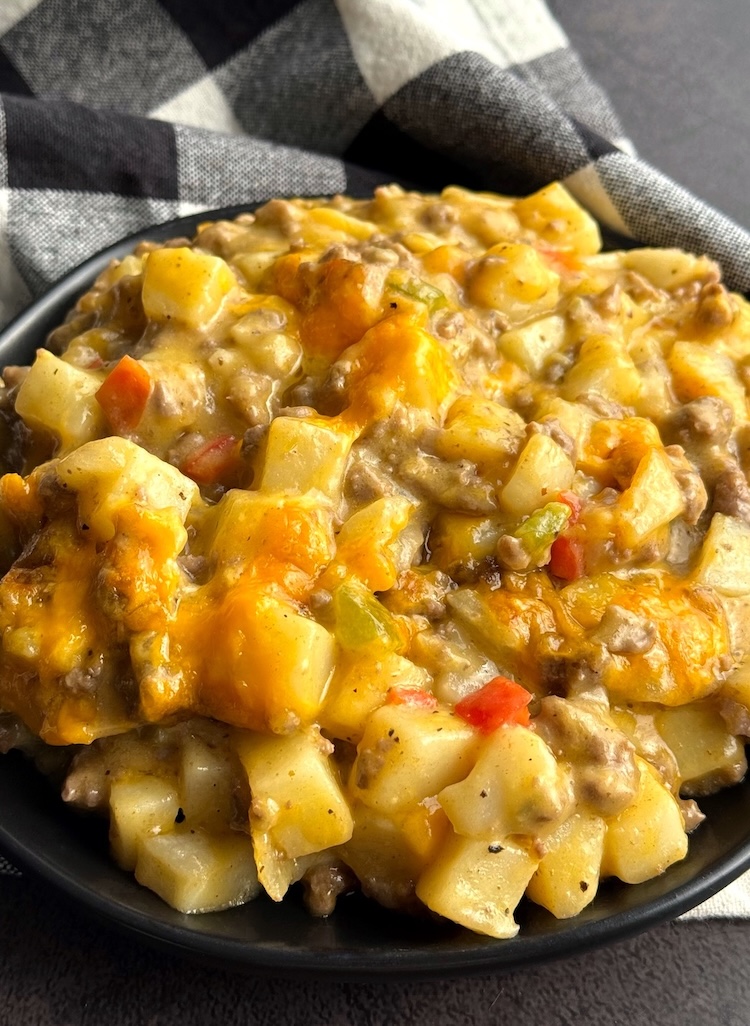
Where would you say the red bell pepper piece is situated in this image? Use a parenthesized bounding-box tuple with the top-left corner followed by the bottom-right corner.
(557, 490, 582, 525)
(454, 676, 532, 733)
(181, 434, 241, 485)
(549, 535, 585, 581)
(386, 686, 438, 710)
(95, 355, 152, 432)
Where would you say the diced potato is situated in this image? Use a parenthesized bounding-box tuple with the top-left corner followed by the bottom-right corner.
(655, 702, 747, 797)
(500, 433, 575, 516)
(136, 357, 207, 431)
(15, 349, 105, 453)
(421, 243, 470, 279)
(324, 496, 418, 592)
(446, 586, 557, 686)
(719, 659, 750, 714)
(435, 396, 526, 466)
(533, 395, 597, 451)
(2, 625, 41, 663)
(403, 232, 456, 257)
(721, 594, 750, 667)
(601, 758, 688, 885)
(55, 436, 198, 543)
(416, 834, 540, 939)
(234, 728, 353, 899)
(200, 584, 336, 733)
(624, 249, 717, 291)
(615, 447, 685, 549)
(105, 253, 144, 285)
(441, 186, 521, 247)
(629, 333, 676, 421)
(427, 513, 504, 573)
(230, 327, 302, 379)
(468, 243, 560, 320)
(232, 250, 280, 289)
(258, 416, 353, 504)
(499, 314, 567, 375)
(136, 829, 260, 913)
(341, 801, 449, 901)
(306, 207, 377, 241)
(438, 724, 572, 840)
(693, 513, 750, 596)
(205, 489, 335, 580)
(561, 334, 642, 406)
(526, 812, 606, 919)
(179, 735, 235, 830)
(142, 247, 236, 327)
(515, 182, 601, 255)
(350, 705, 480, 814)
(346, 318, 460, 422)
(109, 775, 180, 871)
(321, 651, 431, 743)
(669, 341, 748, 423)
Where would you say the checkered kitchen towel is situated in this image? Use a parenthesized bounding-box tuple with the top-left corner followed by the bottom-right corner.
(1, 0, 750, 919)
(0, 0, 748, 329)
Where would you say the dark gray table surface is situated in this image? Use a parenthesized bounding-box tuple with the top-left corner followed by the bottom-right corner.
(3, 2, 750, 1023)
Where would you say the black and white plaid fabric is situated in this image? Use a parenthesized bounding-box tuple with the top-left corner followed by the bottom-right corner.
(0, 0, 748, 330)
(1, 0, 750, 917)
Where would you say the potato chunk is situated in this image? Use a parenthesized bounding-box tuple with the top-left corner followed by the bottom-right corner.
(655, 702, 747, 797)
(499, 315, 567, 375)
(693, 513, 750, 596)
(416, 834, 539, 939)
(136, 830, 259, 913)
(234, 727, 353, 900)
(109, 775, 180, 871)
(323, 496, 417, 592)
(15, 349, 105, 453)
(321, 651, 430, 743)
(438, 724, 573, 840)
(601, 758, 688, 884)
(179, 734, 235, 830)
(434, 396, 525, 467)
(500, 433, 575, 516)
(198, 584, 336, 733)
(468, 243, 560, 321)
(55, 436, 198, 543)
(526, 812, 606, 918)
(515, 182, 601, 255)
(350, 705, 480, 814)
(615, 447, 685, 549)
(205, 488, 335, 581)
(258, 416, 353, 504)
(669, 341, 747, 423)
(562, 335, 642, 406)
(341, 802, 449, 906)
(142, 247, 236, 327)
(623, 248, 717, 291)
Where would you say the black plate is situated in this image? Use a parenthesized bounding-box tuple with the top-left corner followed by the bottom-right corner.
(1, 205, 750, 979)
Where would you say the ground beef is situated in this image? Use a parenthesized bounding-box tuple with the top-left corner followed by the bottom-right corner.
(670, 396, 734, 446)
(695, 282, 736, 328)
(534, 696, 639, 816)
(398, 454, 498, 513)
(712, 459, 750, 523)
(301, 860, 356, 917)
(527, 417, 576, 461)
(495, 535, 532, 572)
(594, 604, 657, 655)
